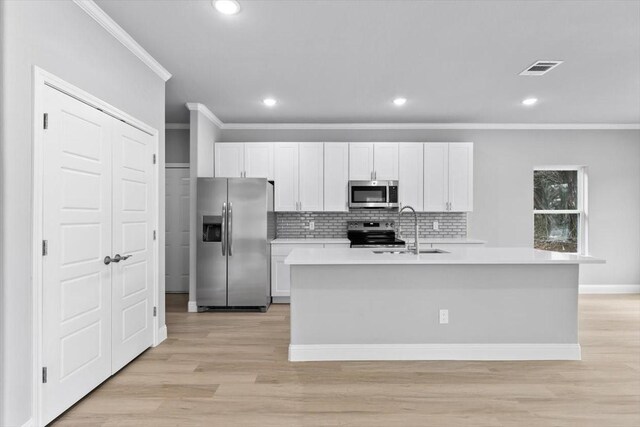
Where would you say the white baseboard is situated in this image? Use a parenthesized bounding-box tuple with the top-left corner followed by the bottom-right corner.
(20, 418, 34, 427)
(580, 284, 640, 294)
(155, 325, 168, 346)
(272, 296, 290, 304)
(289, 343, 581, 362)
(187, 300, 198, 312)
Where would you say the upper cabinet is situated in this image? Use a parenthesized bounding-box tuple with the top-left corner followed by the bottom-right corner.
(215, 143, 274, 180)
(349, 143, 398, 180)
(324, 143, 349, 212)
(423, 142, 473, 212)
(273, 143, 324, 211)
(398, 143, 423, 210)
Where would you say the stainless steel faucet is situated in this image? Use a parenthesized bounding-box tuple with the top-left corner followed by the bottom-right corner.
(399, 205, 420, 255)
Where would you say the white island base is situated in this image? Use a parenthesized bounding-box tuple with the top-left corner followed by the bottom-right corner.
(287, 248, 604, 362)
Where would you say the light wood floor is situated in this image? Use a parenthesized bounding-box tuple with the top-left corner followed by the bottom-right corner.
(53, 294, 640, 426)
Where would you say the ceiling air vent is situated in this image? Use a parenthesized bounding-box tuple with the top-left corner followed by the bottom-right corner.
(519, 60, 563, 76)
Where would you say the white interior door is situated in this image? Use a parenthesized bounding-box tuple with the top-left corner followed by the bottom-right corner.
(244, 142, 274, 179)
(41, 86, 113, 425)
(398, 143, 423, 210)
(373, 143, 399, 180)
(214, 143, 244, 177)
(424, 143, 449, 212)
(165, 167, 190, 292)
(349, 143, 374, 180)
(298, 143, 324, 211)
(111, 119, 155, 373)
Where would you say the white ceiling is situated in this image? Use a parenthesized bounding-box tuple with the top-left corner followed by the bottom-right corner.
(96, 0, 640, 124)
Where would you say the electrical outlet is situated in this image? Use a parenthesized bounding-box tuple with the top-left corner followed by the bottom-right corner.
(439, 309, 449, 324)
(433, 221, 439, 230)
(309, 221, 315, 231)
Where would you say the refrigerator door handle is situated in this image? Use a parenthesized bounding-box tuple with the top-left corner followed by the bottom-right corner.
(228, 202, 233, 256)
(221, 202, 227, 256)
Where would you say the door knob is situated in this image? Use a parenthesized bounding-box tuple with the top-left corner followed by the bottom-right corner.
(104, 256, 113, 265)
(112, 254, 133, 263)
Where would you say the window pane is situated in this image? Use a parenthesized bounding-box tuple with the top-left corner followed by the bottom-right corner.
(534, 214, 578, 253)
(534, 170, 578, 210)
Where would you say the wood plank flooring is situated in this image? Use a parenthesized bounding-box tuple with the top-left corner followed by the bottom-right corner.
(53, 294, 640, 426)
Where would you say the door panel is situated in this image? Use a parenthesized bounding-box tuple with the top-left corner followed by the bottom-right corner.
(273, 143, 299, 211)
(448, 143, 474, 212)
(373, 143, 399, 180)
(42, 86, 113, 425)
(196, 178, 228, 306)
(111, 119, 155, 373)
(398, 143, 423, 210)
(215, 143, 244, 177)
(323, 143, 349, 212)
(165, 168, 190, 292)
(424, 143, 449, 212)
(244, 143, 273, 179)
(227, 179, 269, 307)
(298, 143, 324, 211)
(349, 143, 374, 180)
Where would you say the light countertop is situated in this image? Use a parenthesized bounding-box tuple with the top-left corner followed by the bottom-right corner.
(271, 238, 485, 245)
(285, 247, 605, 265)
(271, 238, 350, 245)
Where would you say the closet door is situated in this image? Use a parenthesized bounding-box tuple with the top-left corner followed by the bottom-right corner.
(41, 86, 113, 425)
(165, 167, 190, 292)
(111, 119, 156, 373)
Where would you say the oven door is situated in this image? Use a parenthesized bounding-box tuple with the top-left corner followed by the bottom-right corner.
(349, 181, 389, 208)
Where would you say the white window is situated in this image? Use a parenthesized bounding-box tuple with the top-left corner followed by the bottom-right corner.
(533, 166, 588, 254)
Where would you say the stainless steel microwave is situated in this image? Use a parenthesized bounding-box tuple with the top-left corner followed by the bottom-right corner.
(348, 180, 399, 209)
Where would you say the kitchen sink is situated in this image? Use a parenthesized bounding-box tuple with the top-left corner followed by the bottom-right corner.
(372, 249, 450, 254)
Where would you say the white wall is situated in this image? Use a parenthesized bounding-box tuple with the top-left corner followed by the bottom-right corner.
(0, 1, 166, 425)
(166, 129, 190, 164)
(221, 128, 640, 286)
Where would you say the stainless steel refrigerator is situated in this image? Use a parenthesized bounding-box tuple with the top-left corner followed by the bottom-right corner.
(197, 178, 275, 310)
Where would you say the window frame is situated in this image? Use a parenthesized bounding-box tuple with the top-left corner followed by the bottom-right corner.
(533, 165, 588, 255)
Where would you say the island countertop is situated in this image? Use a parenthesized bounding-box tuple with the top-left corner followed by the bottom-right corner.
(285, 247, 605, 265)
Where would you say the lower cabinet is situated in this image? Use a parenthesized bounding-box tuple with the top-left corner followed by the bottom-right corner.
(271, 243, 349, 300)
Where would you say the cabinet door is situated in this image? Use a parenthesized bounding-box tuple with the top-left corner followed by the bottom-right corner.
(324, 143, 349, 211)
(423, 143, 449, 211)
(398, 143, 423, 210)
(271, 255, 290, 297)
(298, 143, 324, 211)
(448, 143, 473, 212)
(349, 143, 374, 180)
(244, 143, 273, 179)
(215, 143, 244, 178)
(273, 143, 299, 211)
(373, 143, 399, 180)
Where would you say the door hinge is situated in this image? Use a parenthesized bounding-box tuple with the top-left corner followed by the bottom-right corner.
(152, 154, 157, 164)
(43, 113, 48, 129)
(42, 367, 48, 383)
(42, 240, 48, 256)
(153, 230, 157, 240)
(153, 306, 157, 317)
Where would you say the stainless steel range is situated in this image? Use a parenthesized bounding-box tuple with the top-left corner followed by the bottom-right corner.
(347, 221, 406, 248)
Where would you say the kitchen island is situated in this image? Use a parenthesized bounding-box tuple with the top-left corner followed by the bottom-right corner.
(285, 247, 604, 362)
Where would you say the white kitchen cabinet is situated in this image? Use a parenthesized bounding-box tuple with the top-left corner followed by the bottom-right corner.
(273, 143, 299, 211)
(423, 142, 473, 212)
(349, 143, 374, 180)
(349, 143, 398, 180)
(244, 143, 274, 179)
(398, 143, 423, 210)
(448, 143, 473, 212)
(215, 143, 244, 178)
(423, 143, 449, 211)
(215, 142, 274, 179)
(373, 143, 399, 180)
(324, 143, 349, 211)
(298, 143, 324, 211)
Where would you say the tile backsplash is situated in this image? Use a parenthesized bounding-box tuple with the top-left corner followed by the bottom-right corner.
(276, 211, 467, 239)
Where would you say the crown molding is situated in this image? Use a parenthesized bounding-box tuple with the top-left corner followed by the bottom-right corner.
(165, 123, 190, 130)
(185, 103, 224, 128)
(220, 122, 640, 130)
(73, 0, 172, 82)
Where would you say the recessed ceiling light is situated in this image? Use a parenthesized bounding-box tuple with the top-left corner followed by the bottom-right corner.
(213, 0, 240, 15)
(522, 97, 538, 106)
(263, 98, 277, 107)
(393, 97, 407, 106)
